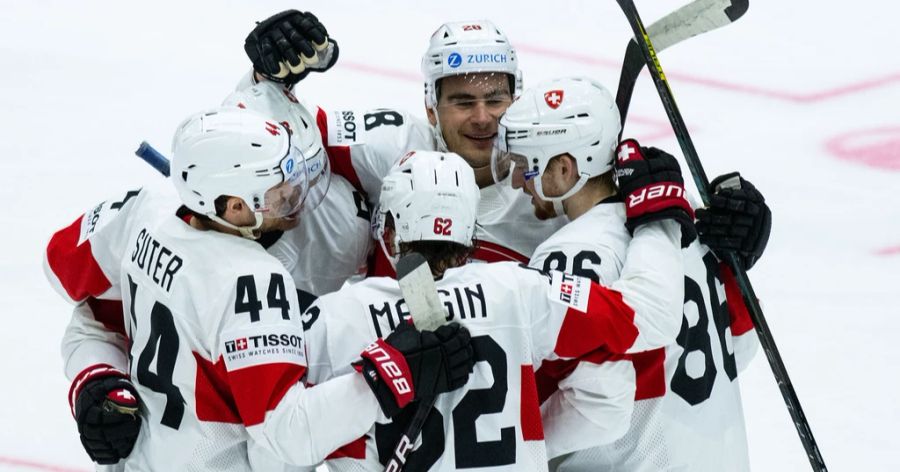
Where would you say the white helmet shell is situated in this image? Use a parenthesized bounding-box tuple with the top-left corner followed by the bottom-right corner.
(495, 76, 622, 202)
(223, 82, 330, 211)
(421, 20, 522, 109)
(171, 107, 312, 236)
(375, 150, 480, 254)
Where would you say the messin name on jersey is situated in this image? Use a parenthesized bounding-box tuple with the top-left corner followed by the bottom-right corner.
(368, 283, 487, 338)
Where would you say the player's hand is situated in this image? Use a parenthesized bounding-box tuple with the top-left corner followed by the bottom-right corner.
(359, 322, 475, 417)
(615, 139, 697, 247)
(695, 172, 771, 270)
(245, 10, 339, 86)
(71, 365, 141, 464)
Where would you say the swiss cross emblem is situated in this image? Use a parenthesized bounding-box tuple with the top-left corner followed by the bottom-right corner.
(111, 389, 136, 404)
(561, 283, 573, 295)
(544, 90, 564, 109)
(265, 121, 281, 136)
(236, 338, 248, 351)
(617, 142, 637, 162)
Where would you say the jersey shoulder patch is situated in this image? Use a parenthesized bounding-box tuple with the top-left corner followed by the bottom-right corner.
(77, 189, 142, 245)
(549, 271, 591, 313)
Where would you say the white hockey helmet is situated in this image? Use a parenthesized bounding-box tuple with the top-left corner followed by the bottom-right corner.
(493, 76, 621, 202)
(222, 81, 330, 212)
(171, 107, 316, 239)
(421, 20, 522, 109)
(374, 150, 480, 261)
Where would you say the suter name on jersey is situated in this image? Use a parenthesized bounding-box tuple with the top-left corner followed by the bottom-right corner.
(130, 228, 183, 293)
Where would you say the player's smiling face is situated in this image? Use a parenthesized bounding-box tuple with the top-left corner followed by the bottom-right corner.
(429, 73, 512, 179)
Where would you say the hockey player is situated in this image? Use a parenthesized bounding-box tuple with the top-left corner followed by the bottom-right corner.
(242, 11, 567, 270)
(495, 76, 771, 470)
(44, 107, 476, 468)
(302, 148, 693, 470)
(221, 82, 373, 299)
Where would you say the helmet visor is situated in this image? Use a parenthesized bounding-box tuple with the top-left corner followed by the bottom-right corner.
(492, 132, 538, 188)
(261, 145, 312, 218)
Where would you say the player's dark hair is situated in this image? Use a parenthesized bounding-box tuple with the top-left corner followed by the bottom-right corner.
(399, 240, 474, 278)
(385, 213, 475, 277)
(181, 195, 231, 223)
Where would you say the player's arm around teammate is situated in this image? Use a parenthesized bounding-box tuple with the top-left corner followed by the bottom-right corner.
(45, 108, 475, 468)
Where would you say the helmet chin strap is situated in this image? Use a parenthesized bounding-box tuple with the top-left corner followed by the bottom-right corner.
(209, 213, 265, 240)
(431, 107, 450, 153)
(536, 174, 590, 219)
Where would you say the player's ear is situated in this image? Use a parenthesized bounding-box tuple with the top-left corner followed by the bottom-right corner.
(220, 196, 250, 224)
(561, 154, 578, 180)
(426, 105, 437, 126)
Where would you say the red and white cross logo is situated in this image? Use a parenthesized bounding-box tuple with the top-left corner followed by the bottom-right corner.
(236, 338, 248, 350)
(544, 90, 564, 109)
(617, 142, 637, 162)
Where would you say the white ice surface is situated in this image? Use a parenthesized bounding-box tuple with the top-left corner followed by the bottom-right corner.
(1, 1, 897, 470)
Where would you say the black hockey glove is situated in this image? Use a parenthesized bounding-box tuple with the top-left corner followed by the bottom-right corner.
(695, 172, 772, 271)
(71, 365, 141, 464)
(359, 322, 475, 417)
(245, 10, 339, 86)
(615, 139, 697, 247)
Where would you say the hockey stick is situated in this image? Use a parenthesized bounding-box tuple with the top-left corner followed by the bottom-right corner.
(384, 253, 447, 472)
(613, 1, 828, 470)
(135, 141, 171, 177)
(616, 0, 749, 134)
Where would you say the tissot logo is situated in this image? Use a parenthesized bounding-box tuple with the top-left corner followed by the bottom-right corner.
(225, 337, 249, 353)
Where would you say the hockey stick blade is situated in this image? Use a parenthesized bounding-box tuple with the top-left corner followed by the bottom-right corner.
(614, 1, 828, 470)
(395, 253, 446, 330)
(135, 141, 171, 177)
(616, 0, 749, 131)
(385, 252, 448, 471)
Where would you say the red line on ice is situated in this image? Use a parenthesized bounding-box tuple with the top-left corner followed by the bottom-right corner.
(0, 456, 89, 472)
(875, 246, 900, 256)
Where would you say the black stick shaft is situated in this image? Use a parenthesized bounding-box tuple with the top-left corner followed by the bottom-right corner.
(384, 396, 436, 471)
(614, 1, 828, 470)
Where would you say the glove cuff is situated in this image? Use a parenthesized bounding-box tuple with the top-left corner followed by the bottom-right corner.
(69, 364, 128, 418)
(359, 339, 415, 412)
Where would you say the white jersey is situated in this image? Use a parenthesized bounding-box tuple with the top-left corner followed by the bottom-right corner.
(265, 173, 372, 297)
(302, 220, 684, 471)
(310, 83, 567, 268)
(235, 72, 565, 271)
(45, 187, 384, 470)
(529, 201, 758, 472)
(227, 76, 373, 297)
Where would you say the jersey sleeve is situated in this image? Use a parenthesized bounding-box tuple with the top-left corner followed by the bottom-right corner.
(539, 355, 635, 458)
(61, 301, 129, 380)
(214, 268, 380, 467)
(44, 188, 145, 304)
(609, 220, 685, 353)
(316, 106, 434, 201)
(719, 263, 759, 372)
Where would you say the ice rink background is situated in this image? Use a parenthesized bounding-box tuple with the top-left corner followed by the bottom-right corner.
(1, 0, 898, 470)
